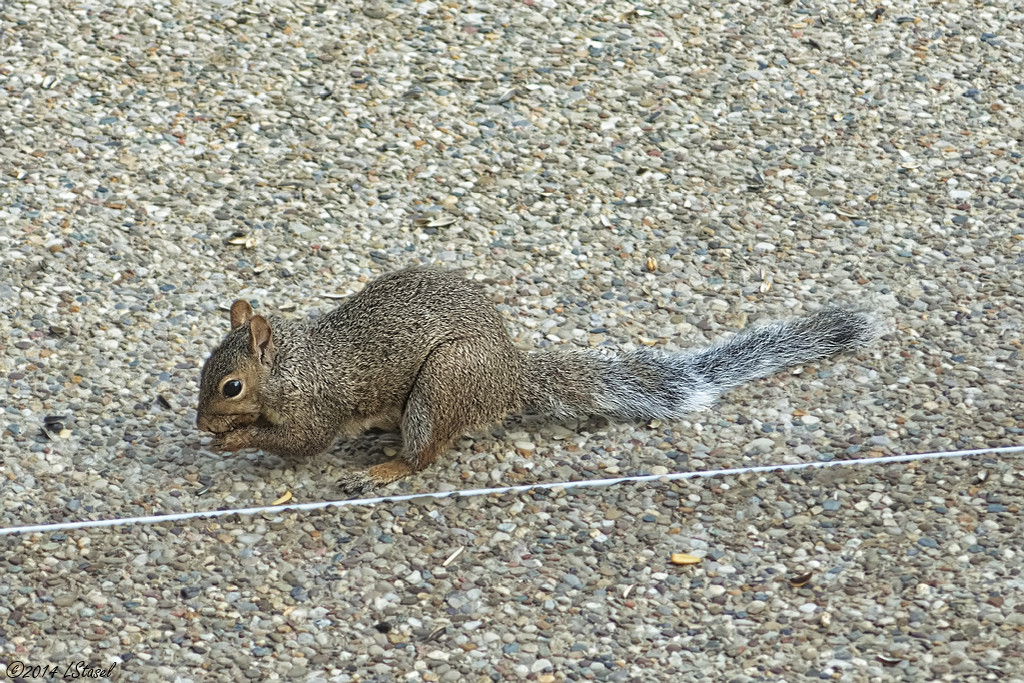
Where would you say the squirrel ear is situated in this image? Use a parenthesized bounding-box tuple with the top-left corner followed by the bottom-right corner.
(248, 315, 274, 365)
(230, 300, 254, 330)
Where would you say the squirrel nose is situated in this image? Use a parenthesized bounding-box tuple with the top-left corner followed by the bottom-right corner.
(197, 415, 210, 432)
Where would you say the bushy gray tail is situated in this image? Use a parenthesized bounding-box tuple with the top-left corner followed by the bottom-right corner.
(522, 309, 876, 421)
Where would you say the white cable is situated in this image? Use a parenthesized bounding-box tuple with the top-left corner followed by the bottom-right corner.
(1, 444, 1022, 537)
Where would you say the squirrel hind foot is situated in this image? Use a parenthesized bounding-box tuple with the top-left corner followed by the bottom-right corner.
(336, 459, 416, 496)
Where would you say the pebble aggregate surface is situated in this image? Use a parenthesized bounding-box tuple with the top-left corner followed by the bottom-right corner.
(1, 0, 1022, 680)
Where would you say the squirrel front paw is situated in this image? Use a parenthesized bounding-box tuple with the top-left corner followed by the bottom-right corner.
(209, 429, 253, 452)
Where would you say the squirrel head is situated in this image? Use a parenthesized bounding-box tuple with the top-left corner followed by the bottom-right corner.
(196, 300, 275, 434)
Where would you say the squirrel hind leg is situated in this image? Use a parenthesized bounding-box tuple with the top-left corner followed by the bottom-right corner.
(336, 339, 519, 496)
(400, 338, 520, 471)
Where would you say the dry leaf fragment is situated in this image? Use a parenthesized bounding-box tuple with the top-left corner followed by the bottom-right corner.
(789, 572, 813, 587)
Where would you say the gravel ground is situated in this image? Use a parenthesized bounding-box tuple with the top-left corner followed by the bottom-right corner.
(2, 459, 1024, 682)
(1, 0, 1022, 680)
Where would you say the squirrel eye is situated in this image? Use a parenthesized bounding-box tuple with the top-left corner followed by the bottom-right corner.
(222, 379, 243, 398)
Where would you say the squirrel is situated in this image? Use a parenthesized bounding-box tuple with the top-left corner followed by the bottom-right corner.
(197, 267, 876, 493)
